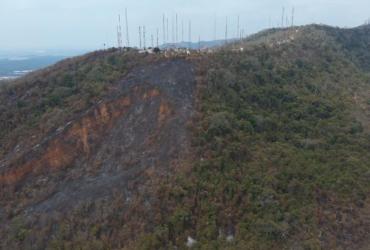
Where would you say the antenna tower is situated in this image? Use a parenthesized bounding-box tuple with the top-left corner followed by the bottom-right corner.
(188, 20, 192, 48)
(214, 18, 217, 40)
(167, 18, 169, 43)
(139, 26, 142, 49)
(143, 26, 146, 49)
(269, 16, 271, 28)
(163, 14, 166, 44)
(198, 36, 201, 52)
(117, 15, 123, 49)
(171, 15, 175, 43)
(182, 20, 184, 42)
(237, 15, 240, 40)
(156, 28, 159, 47)
(125, 8, 130, 47)
(176, 13, 178, 43)
(225, 17, 228, 44)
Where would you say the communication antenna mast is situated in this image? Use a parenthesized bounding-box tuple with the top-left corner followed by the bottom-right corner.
(125, 8, 130, 47)
(225, 16, 228, 44)
(117, 15, 123, 49)
(269, 16, 272, 28)
(214, 18, 217, 40)
(198, 36, 201, 52)
(117, 25, 120, 48)
(167, 17, 169, 43)
(188, 20, 192, 48)
(281, 7, 285, 27)
(182, 20, 184, 42)
(163, 14, 166, 45)
(171, 15, 175, 44)
(237, 15, 240, 40)
(139, 26, 142, 49)
(176, 13, 178, 43)
(291, 7, 295, 27)
(143, 26, 146, 49)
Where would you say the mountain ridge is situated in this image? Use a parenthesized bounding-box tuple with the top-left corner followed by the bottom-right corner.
(1, 24, 370, 249)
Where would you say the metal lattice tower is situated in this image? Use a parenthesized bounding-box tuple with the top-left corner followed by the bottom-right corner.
(117, 15, 123, 49)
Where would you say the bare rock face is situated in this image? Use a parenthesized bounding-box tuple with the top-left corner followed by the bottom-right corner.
(0, 58, 197, 246)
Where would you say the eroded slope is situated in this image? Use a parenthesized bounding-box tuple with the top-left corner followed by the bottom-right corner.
(0, 57, 197, 249)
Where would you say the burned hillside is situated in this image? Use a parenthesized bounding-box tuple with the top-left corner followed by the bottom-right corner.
(1, 24, 370, 249)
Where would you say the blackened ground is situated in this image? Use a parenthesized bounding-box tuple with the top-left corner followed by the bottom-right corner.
(0, 58, 197, 249)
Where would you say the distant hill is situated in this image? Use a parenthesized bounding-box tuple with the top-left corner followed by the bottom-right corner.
(1, 24, 370, 249)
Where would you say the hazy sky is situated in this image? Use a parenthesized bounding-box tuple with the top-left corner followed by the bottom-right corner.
(0, 0, 369, 51)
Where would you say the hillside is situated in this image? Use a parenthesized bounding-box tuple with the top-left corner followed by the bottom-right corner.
(1, 24, 370, 249)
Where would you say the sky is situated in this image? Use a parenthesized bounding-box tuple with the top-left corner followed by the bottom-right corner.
(0, 0, 369, 52)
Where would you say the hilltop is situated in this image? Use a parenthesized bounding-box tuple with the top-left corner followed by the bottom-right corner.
(1, 24, 370, 249)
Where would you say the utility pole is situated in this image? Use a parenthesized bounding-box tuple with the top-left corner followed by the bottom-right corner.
(151, 34, 154, 48)
(125, 8, 130, 47)
(282, 7, 285, 27)
(139, 26, 142, 49)
(291, 7, 295, 27)
(156, 28, 159, 47)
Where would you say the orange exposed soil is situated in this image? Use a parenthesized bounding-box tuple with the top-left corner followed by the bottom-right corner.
(0, 92, 157, 186)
